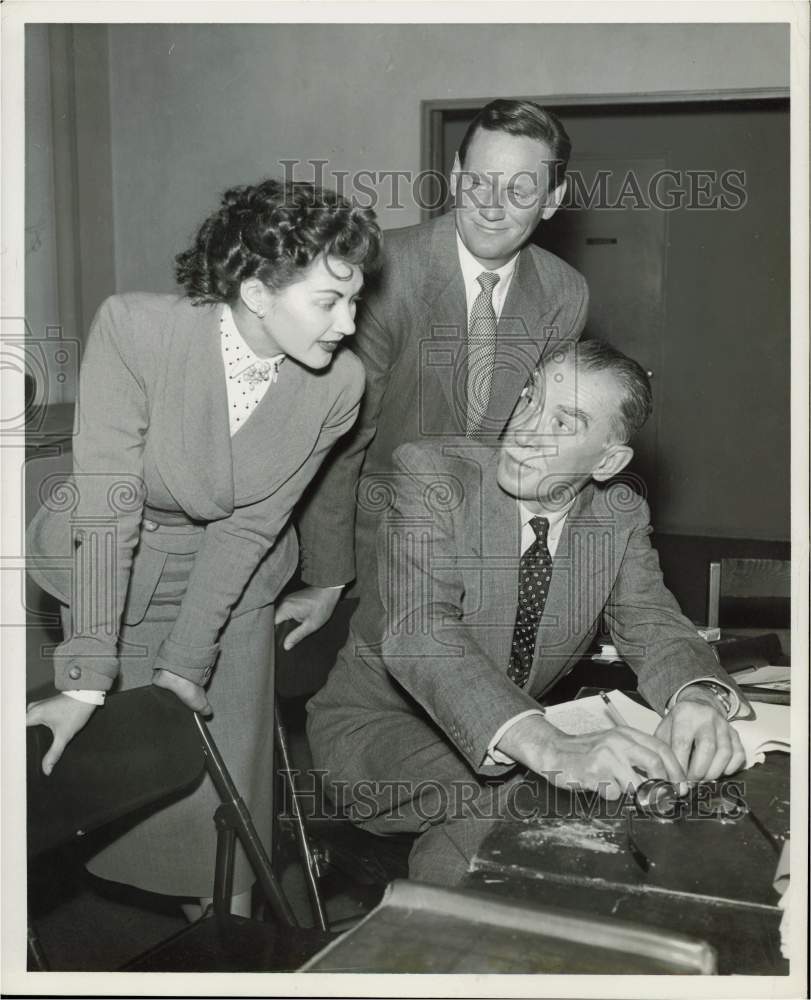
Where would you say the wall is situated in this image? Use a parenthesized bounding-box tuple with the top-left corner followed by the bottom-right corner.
(72, 27, 116, 339)
(24, 26, 64, 401)
(26, 22, 790, 540)
(105, 23, 789, 292)
(23, 23, 791, 690)
(451, 102, 790, 542)
(24, 25, 114, 404)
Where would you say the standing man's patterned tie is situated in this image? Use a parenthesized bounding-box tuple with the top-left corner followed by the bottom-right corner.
(466, 271, 500, 436)
(507, 515, 553, 688)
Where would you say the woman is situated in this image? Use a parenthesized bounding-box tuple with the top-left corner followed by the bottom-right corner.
(25, 179, 380, 914)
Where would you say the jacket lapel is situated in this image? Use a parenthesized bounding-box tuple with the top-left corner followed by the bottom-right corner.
(529, 484, 622, 693)
(424, 218, 560, 436)
(229, 358, 323, 501)
(155, 300, 234, 520)
(483, 248, 553, 431)
(461, 446, 523, 670)
(418, 215, 468, 433)
(460, 455, 627, 694)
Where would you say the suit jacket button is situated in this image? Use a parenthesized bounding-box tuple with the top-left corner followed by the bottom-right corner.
(68, 666, 82, 680)
(142, 519, 158, 532)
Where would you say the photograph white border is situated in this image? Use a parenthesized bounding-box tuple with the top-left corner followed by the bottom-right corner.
(2, 2, 808, 997)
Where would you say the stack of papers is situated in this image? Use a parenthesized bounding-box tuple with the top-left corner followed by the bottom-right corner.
(731, 664, 791, 691)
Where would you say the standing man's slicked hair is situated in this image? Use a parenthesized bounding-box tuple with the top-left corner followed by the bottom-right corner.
(458, 99, 572, 191)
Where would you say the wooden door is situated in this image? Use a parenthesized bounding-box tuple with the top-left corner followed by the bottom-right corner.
(538, 155, 667, 510)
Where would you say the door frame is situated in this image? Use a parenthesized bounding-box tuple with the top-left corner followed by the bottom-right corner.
(420, 88, 790, 221)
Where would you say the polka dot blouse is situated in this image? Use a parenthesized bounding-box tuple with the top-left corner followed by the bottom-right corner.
(220, 304, 285, 437)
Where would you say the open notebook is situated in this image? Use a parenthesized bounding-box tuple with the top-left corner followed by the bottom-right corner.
(545, 690, 790, 769)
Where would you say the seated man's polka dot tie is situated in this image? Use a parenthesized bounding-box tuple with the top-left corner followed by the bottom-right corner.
(507, 515, 552, 688)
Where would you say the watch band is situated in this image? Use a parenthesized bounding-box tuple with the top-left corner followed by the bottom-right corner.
(695, 681, 734, 717)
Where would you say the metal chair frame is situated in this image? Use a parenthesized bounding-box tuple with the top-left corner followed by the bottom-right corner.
(27, 688, 311, 972)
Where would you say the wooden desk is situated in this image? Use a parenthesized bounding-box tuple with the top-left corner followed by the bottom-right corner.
(463, 755, 790, 975)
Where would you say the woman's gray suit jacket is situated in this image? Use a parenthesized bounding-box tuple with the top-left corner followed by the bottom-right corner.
(27, 292, 365, 692)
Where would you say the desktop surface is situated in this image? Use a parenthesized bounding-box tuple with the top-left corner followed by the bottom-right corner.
(463, 754, 790, 975)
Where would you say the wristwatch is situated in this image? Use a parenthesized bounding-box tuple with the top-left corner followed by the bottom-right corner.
(693, 681, 734, 718)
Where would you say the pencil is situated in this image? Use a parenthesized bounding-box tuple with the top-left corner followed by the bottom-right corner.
(600, 690, 628, 728)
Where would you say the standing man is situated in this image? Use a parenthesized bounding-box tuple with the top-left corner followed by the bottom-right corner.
(282, 100, 589, 643)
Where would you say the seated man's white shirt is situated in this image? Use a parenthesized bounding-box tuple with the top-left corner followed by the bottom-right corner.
(485, 500, 572, 764)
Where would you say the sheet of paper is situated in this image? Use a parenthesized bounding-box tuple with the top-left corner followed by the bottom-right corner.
(543, 696, 615, 734)
(735, 700, 791, 765)
(732, 664, 791, 690)
(608, 691, 661, 734)
(543, 691, 790, 770)
(544, 692, 660, 736)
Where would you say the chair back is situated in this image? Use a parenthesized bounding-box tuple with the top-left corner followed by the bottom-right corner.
(708, 557, 790, 630)
(275, 598, 359, 698)
(27, 686, 204, 858)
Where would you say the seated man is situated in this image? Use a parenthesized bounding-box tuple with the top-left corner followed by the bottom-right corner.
(307, 339, 747, 885)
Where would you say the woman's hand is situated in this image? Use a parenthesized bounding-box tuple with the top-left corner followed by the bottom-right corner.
(152, 668, 212, 715)
(26, 694, 97, 775)
(275, 586, 343, 650)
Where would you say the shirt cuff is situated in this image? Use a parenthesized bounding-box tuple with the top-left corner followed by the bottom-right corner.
(667, 677, 740, 720)
(484, 708, 546, 765)
(63, 689, 106, 706)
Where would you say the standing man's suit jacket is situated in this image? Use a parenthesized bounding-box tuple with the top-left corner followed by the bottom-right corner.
(297, 212, 589, 593)
(26, 293, 364, 693)
(308, 441, 743, 785)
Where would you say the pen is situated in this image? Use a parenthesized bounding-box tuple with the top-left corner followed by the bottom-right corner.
(600, 690, 628, 728)
(600, 691, 655, 871)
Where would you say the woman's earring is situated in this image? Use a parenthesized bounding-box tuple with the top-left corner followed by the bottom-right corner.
(256, 309, 265, 319)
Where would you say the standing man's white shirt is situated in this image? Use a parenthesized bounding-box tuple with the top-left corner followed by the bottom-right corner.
(456, 233, 518, 323)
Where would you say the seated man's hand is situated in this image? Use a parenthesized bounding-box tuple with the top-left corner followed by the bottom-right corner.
(275, 586, 342, 650)
(497, 714, 688, 799)
(152, 668, 212, 715)
(654, 690, 745, 782)
(26, 694, 96, 776)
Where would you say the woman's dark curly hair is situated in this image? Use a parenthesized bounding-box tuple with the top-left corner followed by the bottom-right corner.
(175, 179, 382, 303)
